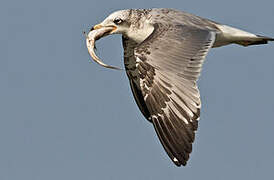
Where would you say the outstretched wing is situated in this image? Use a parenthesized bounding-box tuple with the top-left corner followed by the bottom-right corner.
(123, 23, 216, 166)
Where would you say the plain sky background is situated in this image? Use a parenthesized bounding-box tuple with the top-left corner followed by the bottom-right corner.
(2, 0, 274, 179)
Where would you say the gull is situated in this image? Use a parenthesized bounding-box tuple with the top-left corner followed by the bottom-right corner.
(86, 8, 273, 166)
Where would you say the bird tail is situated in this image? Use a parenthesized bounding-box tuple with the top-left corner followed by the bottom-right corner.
(214, 24, 274, 47)
(235, 35, 274, 47)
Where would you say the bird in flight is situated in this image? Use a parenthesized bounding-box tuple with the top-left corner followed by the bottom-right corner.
(85, 8, 273, 166)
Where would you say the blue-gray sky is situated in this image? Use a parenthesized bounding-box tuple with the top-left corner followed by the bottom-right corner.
(2, 0, 274, 179)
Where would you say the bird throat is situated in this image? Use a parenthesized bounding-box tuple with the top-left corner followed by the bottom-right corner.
(125, 23, 154, 44)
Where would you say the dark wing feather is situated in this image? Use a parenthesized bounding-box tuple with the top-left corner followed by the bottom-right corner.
(123, 24, 216, 166)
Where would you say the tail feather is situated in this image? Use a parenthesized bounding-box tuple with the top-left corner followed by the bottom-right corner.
(215, 24, 274, 47)
(236, 35, 274, 46)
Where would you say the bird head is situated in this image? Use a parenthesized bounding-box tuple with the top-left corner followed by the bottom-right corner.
(92, 10, 131, 34)
(91, 9, 154, 43)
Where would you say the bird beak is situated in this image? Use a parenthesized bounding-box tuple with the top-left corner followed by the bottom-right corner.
(93, 24, 103, 30)
(91, 24, 117, 34)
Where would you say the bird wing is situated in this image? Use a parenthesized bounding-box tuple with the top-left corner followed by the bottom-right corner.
(123, 23, 216, 166)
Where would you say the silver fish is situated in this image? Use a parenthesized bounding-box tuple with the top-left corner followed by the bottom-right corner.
(85, 27, 121, 70)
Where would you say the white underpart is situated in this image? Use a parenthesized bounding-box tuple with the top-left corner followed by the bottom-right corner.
(214, 24, 257, 47)
(217, 25, 257, 38)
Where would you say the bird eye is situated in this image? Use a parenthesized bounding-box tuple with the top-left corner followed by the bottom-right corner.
(113, 18, 123, 25)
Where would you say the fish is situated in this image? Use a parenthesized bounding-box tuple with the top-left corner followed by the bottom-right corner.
(85, 27, 122, 70)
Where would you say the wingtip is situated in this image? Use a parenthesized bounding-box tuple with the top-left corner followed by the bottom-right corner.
(173, 159, 187, 167)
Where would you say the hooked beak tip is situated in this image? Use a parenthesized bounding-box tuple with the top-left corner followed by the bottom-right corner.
(91, 24, 102, 31)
